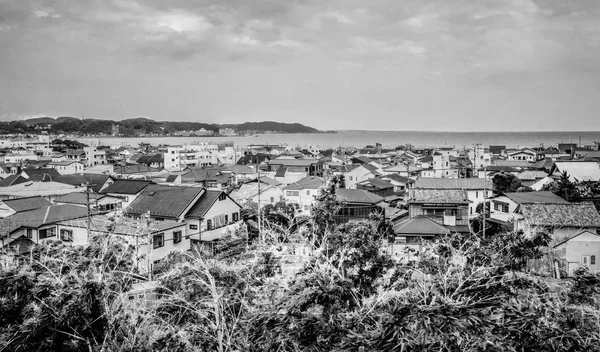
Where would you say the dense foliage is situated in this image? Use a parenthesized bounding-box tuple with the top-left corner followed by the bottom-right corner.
(2, 187, 600, 351)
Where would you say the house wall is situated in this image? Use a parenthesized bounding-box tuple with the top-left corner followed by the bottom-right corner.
(554, 232, 600, 275)
(107, 192, 141, 209)
(334, 204, 382, 224)
(283, 188, 319, 213)
(409, 203, 469, 226)
(50, 162, 84, 175)
(489, 196, 519, 222)
(344, 167, 374, 189)
(466, 189, 493, 217)
(187, 195, 242, 242)
(0, 202, 16, 218)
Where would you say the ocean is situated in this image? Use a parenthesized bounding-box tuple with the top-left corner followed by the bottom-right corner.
(79, 131, 600, 150)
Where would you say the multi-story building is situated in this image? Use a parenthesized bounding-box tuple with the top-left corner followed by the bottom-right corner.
(163, 144, 220, 171)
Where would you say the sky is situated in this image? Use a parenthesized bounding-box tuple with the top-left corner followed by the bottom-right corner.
(1, 0, 600, 131)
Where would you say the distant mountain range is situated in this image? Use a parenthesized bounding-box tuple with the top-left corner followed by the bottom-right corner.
(0, 117, 321, 136)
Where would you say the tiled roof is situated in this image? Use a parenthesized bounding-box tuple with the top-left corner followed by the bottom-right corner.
(334, 164, 361, 173)
(381, 174, 413, 184)
(551, 161, 600, 182)
(408, 189, 469, 204)
(336, 189, 384, 204)
(165, 174, 179, 183)
(515, 171, 548, 181)
(363, 164, 382, 176)
(102, 179, 153, 195)
(0, 205, 88, 236)
(0, 175, 29, 187)
(52, 174, 88, 186)
(114, 164, 161, 174)
(357, 178, 394, 190)
(49, 160, 83, 166)
(492, 160, 531, 168)
(502, 191, 569, 204)
(81, 174, 112, 193)
(413, 177, 492, 190)
(393, 216, 451, 236)
(236, 153, 271, 165)
(65, 149, 85, 156)
(352, 156, 375, 164)
(56, 215, 181, 237)
(284, 176, 324, 190)
(268, 158, 318, 167)
(54, 192, 105, 205)
(520, 202, 600, 228)
(1, 196, 52, 212)
(274, 167, 287, 177)
(127, 184, 204, 219)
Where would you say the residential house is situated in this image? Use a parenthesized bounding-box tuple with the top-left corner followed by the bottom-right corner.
(389, 217, 452, 259)
(48, 160, 85, 175)
(266, 157, 325, 180)
(0, 175, 29, 188)
(516, 202, 600, 241)
(489, 191, 569, 226)
(504, 148, 537, 162)
(136, 154, 164, 169)
(54, 193, 122, 213)
(282, 176, 325, 213)
(334, 189, 385, 224)
(413, 177, 493, 217)
(553, 230, 600, 276)
(405, 188, 470, 234)
(356, 178, 395, 197)
(101, 179, 153, 208)
(58, 215, 188, 273)
(230, 177, 284, 208)
(379, 174, 414, 194)
(0, 204, 88, 252)
(0, 196, 52, 219)
(0, 180, 86, 201)
(83, 146, 107, 167)
(331, 164, 376, 189)
(515, 171, 549, 188)
(181, 168, 233, 190)
(183, 189, 243, 243)
(21, 168, 61, 181)
(549, 161, 600, 182)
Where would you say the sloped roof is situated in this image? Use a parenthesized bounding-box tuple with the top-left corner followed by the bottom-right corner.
(363, 163, 382, 176)
(333, 164, 361, 173)
(551, 161, 600, 182)
(335, 189, 384, 204)
(65, 149, 85, 156)
(357, 178, 394, 190)
(408, 189, 469, 204)
(54, 192, 106, 205)
(284, 176, 324, 190)
(352, 156, 375, 164)
(275, 167, 287, 177)
(381, 174, 413, 184)
(81, 174, 112, 193)
(520, 202, 600, 228)
(502, 191, 569, 204)
(114, 164, 161, 174)
(49, 160, 83, 166)
(1, 196, 52, 213)
(51, 174, 88, 186)
(137, 154, 164, 165)
(268, 158, 318, 167)
(102, 179, 153, 195)
(186, 190, 241, 219)
(0, 175, 29, 187)
(222, 164, 256, 174)
(393, 216, 451, 236)
(24, 168, 61, 181)
(231, 183, 278, 201)
(0, 205, 88, 236)
(236, 153, 271, 165)
(413, 177, 492, 190)
(0, 181, 85, 198)
(516, 170, 548, 181)
(165, 174, 179, 183)
(127, 184, 204, 219)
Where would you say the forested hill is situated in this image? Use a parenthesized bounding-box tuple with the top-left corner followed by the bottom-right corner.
(0, 117, 320, 135)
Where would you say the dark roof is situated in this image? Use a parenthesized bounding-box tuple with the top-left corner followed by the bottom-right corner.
(81, 174, 112, 193)
(363, 163, 382, 176)
(334, 164, 361, 173)
(182, 169, 231, 183)
(275, 167, 287, 177)
(502, 191, 569, 204)
(1, 196, 52, 213)
(0, 205, 88, 236)
(165, 174, 179, 183)
(351, 156, 375, 165)
(408, 189, 469, 204)
(393, 216, 451, 236)
(0, 175, 29, 187)
(126, 184, 204, 219)
(54, 192, 104, 205)
(24, 168, 61, 181)
(413, 177, 492, 190)
(268, 158, 319, 167)
(381, 174, 413, 184)
(51, 174, 88, 186)
(236, 153, 271, 165)
(114, 164, 161, 174)
(357, 178, 394, 190)
(186, 190, 227, 219)
(136, 154, 164, 165)
(102, 179, 153, 195)
(520, 202, 600, 228)
(336, 189, 384, 204)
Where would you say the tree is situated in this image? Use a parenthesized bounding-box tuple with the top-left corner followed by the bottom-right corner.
(492, 172, 522, 193)
(543, 170, 581, 201)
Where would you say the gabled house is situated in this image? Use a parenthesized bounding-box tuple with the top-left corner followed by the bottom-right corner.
(21, 168, 61, 181)
(553, 230, 600, 276)
(331, 164, 376, 189)
(516, 171, 549, 188)
(282, 176, 325, 213)
(549, 161, 600, 182)
(136, 154, 164, 169)
(334, 189, 385, 224)
(0, 180, 86, 201)
(266, 157, 325, 179)
(47, 160, 85, 175)
(489, 191, 569, 226)
(230, 177, 284, 208)
(413, 177, 493, 217)
(0, 174, 29, 187)
(356, 178, 395, 197)
(505, 148, 537, 162)
(405, 188, 470, 234)
(125, 184, 205, 221)
(184, 189, 243, 243)
(379, 173, 414, 193)
(516, 202, 600, 240)
(0, 204, 88, 252)
(54, 193, 122, 213)
(181, 168, 232, 190)
(101, 179, 153, 208)
(0, 196, 52, 218)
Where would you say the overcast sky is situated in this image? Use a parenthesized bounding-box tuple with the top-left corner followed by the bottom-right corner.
(1, 0, 599, 131)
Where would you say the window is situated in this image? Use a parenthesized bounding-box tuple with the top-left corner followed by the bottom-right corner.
(39, 227, 56, 239)
(233, 212, 239, 222)
(26, 229, 32, 238)
(225, 215, 229, 223)
(270, 197, 274, 203)
(207, 220, 212, 230)
(173, 231, 182, 244)
(349, 176, 353, 181)
(60, 229, 73, 242)
(219, 193, 227, 201)
(306, 190, 310, 195)
(304, 205, 309, 210)
(153, 233, 164, 248)
(592, 255, 596, 265)
(286, 190, 299, 197)
(190, 224, 198, 230)
(476, 191, 479, 198)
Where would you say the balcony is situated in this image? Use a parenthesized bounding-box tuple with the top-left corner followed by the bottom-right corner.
(197, 222, 242, 242)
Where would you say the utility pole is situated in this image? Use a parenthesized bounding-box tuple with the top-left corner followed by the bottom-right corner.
(256, 155, 262, 242)
(85, 183, 94, 242)
(482, 165, 487, 238)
